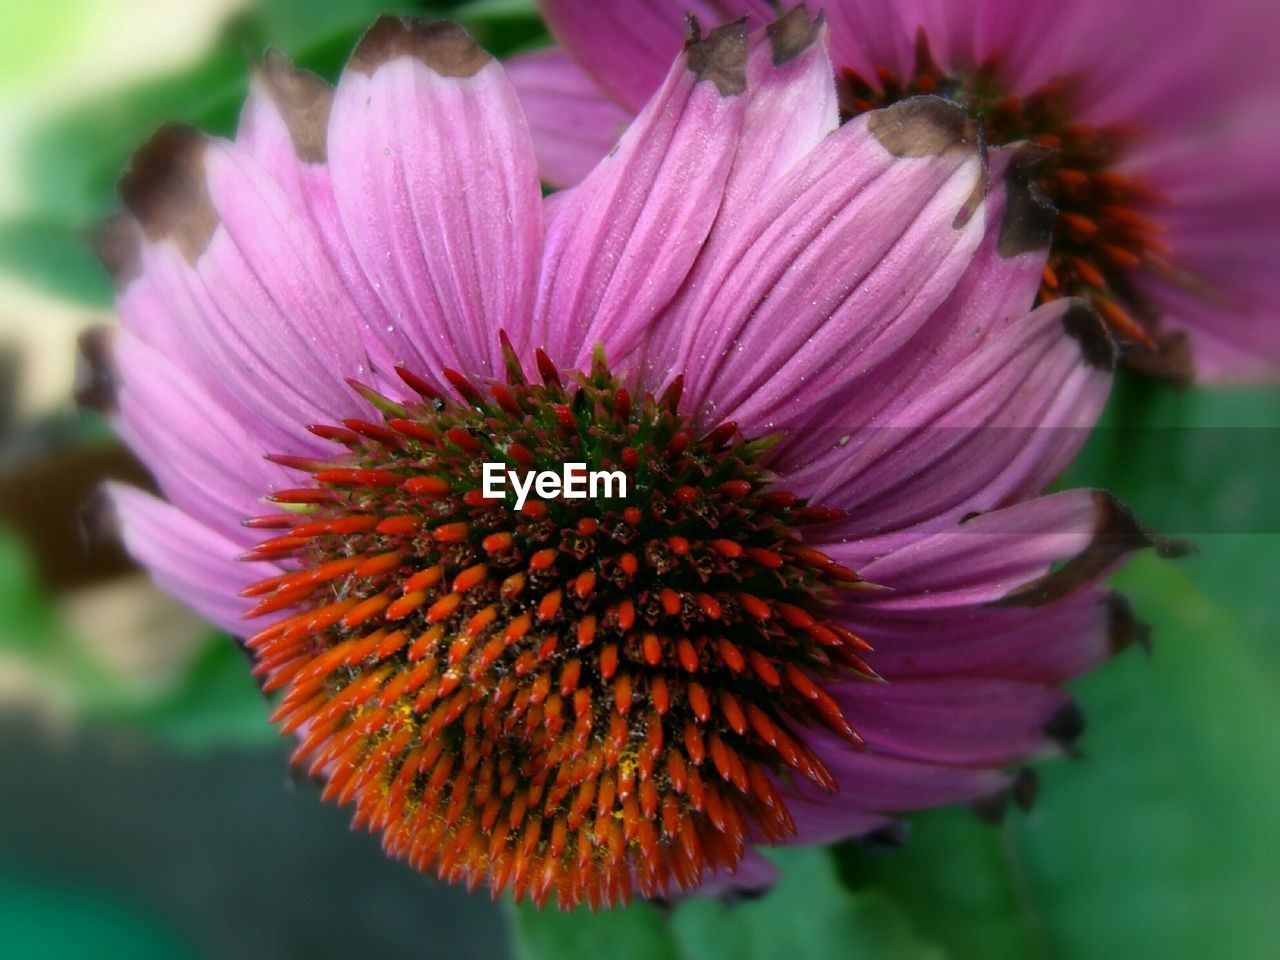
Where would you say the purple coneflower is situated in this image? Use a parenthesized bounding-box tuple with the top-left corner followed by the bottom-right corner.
(511, 0, 1280, 380)
(92, 13, 1172, 908)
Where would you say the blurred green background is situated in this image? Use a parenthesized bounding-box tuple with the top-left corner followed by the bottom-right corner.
(0, 1, 1276, 958)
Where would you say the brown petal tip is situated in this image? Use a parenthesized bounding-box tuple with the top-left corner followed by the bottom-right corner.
(1044, 700, 1086, 754)
(994, 491, 1193, 609)
(349, 16, 490, 79)
(1105, 592, 1152, 656)
(767, 6, 823, 66)
(73, 325, 116, 416)
(1011, 766, 1039, 811)
(996, 141, 1058, 257)
(857, 819, 911, 856)
(119, 123, 217, 265)
(973, 767, 1038, 824)
(256, 48, 333, 163)
(1122, 329, 1195, 387)
(1061, 300, 1117, 370)
(867, 95, 978, 158)
(685, 16, 749, 96)
(87, 213, 141, 287)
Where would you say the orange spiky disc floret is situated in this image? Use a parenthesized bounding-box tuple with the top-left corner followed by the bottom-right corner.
(240, 342, 875, 909)
(838, 31, 1166, 350)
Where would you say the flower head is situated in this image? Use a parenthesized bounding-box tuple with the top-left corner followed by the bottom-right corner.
(513, 0, 1280, 380)
(93, 13, 1169, 908)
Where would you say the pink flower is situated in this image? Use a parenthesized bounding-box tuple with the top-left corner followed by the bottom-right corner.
(93, 14, 1171, 908)
(512, 0, 1280, 381)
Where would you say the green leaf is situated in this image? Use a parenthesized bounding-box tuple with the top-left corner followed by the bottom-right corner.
(0, 872, 193, 960)
(510, 897, 680, 960)
(0, 1, 99, 90)
(0, 527, 273, 746)
(17, 47, 251, 226)
(511, 848, 942, 960)
(1063, 372, 1280, 677)
(0, 525, 123, 702)
(1063, 372, 1280, 541)
(836, 548, 1280, 958)
(105, 633, 277, 751)
(670, 848, 942, 960)
(0, 217, 113, 305)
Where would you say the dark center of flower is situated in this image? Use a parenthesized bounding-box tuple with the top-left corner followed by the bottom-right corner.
(240, 339, 872, 908)
(840, 31, 1167, 347)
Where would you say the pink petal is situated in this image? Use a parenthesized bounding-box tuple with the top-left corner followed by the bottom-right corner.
(711, 9, 840, 239)
(115, 127, 374, 454)
(541, 0, 773, 111)
(235, 51, 404, 389)
(647, 98, 988, 423)
(841, 0, 1213, 121)
(504, 47, 633, 189)
(696, 848, 780, 897)
(236, 50, 334, 193)
(531, 21, 751, 368)
(106, 484, 279, 636)
(791, 298, 1113, 545)
(752, 142, 1052, 469)
(821, 0, 918, 82)
(634, 8, 839, 374)
(114, 332, 292, 545)
(834, 677, 1073, 766)
(1142, 275, 1280, 382)
(858, 588, 1144, 684)
(781, 796, 894, 847)
(801, 727, 1010, 815)
(833, 490, 1167, 610)
(1125, 104, 1280, 380)
(327, 18, 543, 376)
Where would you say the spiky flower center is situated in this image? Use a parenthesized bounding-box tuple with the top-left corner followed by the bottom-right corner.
(840, 32, 1168, 349)
(240, 344, 872, 908)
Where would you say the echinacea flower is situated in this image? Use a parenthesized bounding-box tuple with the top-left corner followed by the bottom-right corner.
(510, 0, 1280, 381)
(91, 13, 1175, 908)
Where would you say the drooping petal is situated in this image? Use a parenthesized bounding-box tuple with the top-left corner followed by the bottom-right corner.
(114, 331, 292, 545)
(540, 0, 773, 111)
(728, 141, 1052, 469)
(644, 97, 988, 420)
(675, 140, 1044, 463)
(829, 489, 1178, 608)
(631, 7, 841, 373)
(1125, 104, 1280, 380)
(93, 218, 217, 398)
(235, 50, 404, 389)
(504, 47, 633, 189)
(800, 730, 1011, 816)
(106, 484, 279, 636)
(236, 50, 334, 193)
(115, 126, 375, 455)
(781, 798, 895, 847)
(789, 299, 1113, 545)
(838, 0, 1212, 120)
(820, 0, 918, 84)
(859, 588, 1147, 684)
(834, 677, 1074, 766)
(531, 20, 751, 367)
(697, 848, 780, 897)
(327, 17, 543, 375)
(710, 8, 840, 239)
